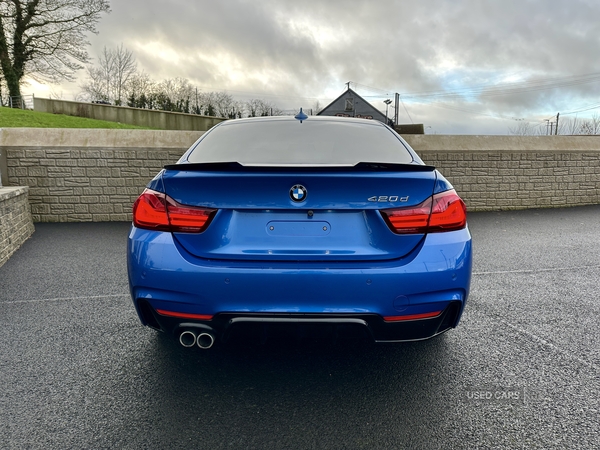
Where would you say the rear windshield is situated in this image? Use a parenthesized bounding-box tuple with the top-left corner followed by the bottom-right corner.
(186, 118, 414, 166)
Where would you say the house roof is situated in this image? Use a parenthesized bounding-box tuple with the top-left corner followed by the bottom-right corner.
(317, 87, 387, 123)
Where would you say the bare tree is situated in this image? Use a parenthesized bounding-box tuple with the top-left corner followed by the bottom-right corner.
(245, 98, 262, 117)
(508, 121, 543, 136)
(126, 71, 154, 108)
(213, 91, 236, 118)
(510, 115, 600, 136)
(579, 114, 600, 135)
(0, 0, 110, 101)
(80, 61, 284, 119)
(146, 77, 195, 112)
(111, 44, 136, 105)
(158, 77, 194, 109)
(94, 46, 114, 101)
(80, 44, 137, 104)
(198, 91, 217, 116)
(554, 115, 600, 135)
(556, 117, 580, 135)
(80, 65, 110, 102)
(270, 106, 285, 116)
(312, 100, 323, 114)
(246, 98, 278, 117)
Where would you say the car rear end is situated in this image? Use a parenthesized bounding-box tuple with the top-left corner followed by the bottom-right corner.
(127, 116, 472, 348)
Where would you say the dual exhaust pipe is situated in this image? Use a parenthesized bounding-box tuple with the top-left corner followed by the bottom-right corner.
(179, 330, 215, 349)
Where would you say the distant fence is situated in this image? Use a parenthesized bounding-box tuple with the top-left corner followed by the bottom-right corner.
(1, 95, 34, 109)
(1, 129, 599, 222)
(34, 97, 227, 131)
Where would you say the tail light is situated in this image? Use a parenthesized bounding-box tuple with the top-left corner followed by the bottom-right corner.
(382, 189, 466, 234)
(133, 188, 216, 233)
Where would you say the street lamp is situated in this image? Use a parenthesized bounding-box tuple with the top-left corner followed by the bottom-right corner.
(383, 99, 392, 125)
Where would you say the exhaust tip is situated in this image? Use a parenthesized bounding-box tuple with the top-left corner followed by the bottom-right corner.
(197, 332, 215, 349)
(179, 330, 197, 348)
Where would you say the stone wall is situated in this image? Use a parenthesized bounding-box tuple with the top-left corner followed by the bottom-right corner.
(405, 135, 600, 211)
(0, 187, 35, 267)
(2, 129, 201, 222)
(2, 129, 600, 222)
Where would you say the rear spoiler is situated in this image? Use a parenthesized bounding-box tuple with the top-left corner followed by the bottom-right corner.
(164, 162, 436, 172)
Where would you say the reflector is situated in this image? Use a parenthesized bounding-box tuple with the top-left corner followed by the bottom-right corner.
(383, 310, 442, 322)
(156, 309, 213, 320)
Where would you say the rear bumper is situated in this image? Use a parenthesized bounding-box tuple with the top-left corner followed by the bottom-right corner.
(137, 301, 463, 343)
(127, 226, 472, 343)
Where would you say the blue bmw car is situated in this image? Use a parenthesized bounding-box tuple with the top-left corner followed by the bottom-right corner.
(127, 115, 472, 349)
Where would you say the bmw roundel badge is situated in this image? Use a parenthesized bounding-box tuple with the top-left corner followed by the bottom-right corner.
(290, 184, 307, 202)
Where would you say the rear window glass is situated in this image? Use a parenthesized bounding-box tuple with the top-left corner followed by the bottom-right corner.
(186, 118, 414, 166)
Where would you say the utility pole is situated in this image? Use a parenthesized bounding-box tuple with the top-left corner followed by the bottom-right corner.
(394, 93, 400, 126)
(383, 99, 392, 125)
(555, 112, 560, 135)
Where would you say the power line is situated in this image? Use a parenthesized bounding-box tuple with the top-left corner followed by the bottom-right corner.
(397, 71, 600, 100)
(345, 72, 600, 124)
(399, 95, 413, 124)
(189, 73, 600, 125)
(560, 102, 600, 115)
(349, 71, 600, 109)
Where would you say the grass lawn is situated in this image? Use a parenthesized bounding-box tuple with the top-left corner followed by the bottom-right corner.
(0, 106, 152, 129)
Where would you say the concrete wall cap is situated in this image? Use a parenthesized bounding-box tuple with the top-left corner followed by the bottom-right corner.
(0, 186, 29, 201)
(404, 135, 600, 151)
(0, 128, 203, 148)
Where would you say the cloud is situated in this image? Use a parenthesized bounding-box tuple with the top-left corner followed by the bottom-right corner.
(33, 0, 600, 134)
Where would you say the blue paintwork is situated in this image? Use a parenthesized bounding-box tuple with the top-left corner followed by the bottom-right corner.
(127, 116, 473, 342)
(161, 169, 436, 209)
(433, 171, 454, 194)
(172, 209, 425, 261)
(128, 226, 471, 319)
(294, 108, 308, 122)
(159, 168, 442, 261)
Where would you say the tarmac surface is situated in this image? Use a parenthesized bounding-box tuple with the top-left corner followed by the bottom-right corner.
(0, 206, 599, 449)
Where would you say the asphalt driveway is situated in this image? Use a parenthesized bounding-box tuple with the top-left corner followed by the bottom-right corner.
(0, 206, 599, 449)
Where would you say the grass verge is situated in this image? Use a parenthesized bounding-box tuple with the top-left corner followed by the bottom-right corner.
(0, 106, 151, 129)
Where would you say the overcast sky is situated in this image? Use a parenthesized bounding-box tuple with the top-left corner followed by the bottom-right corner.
(25, 0, 600, 134)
